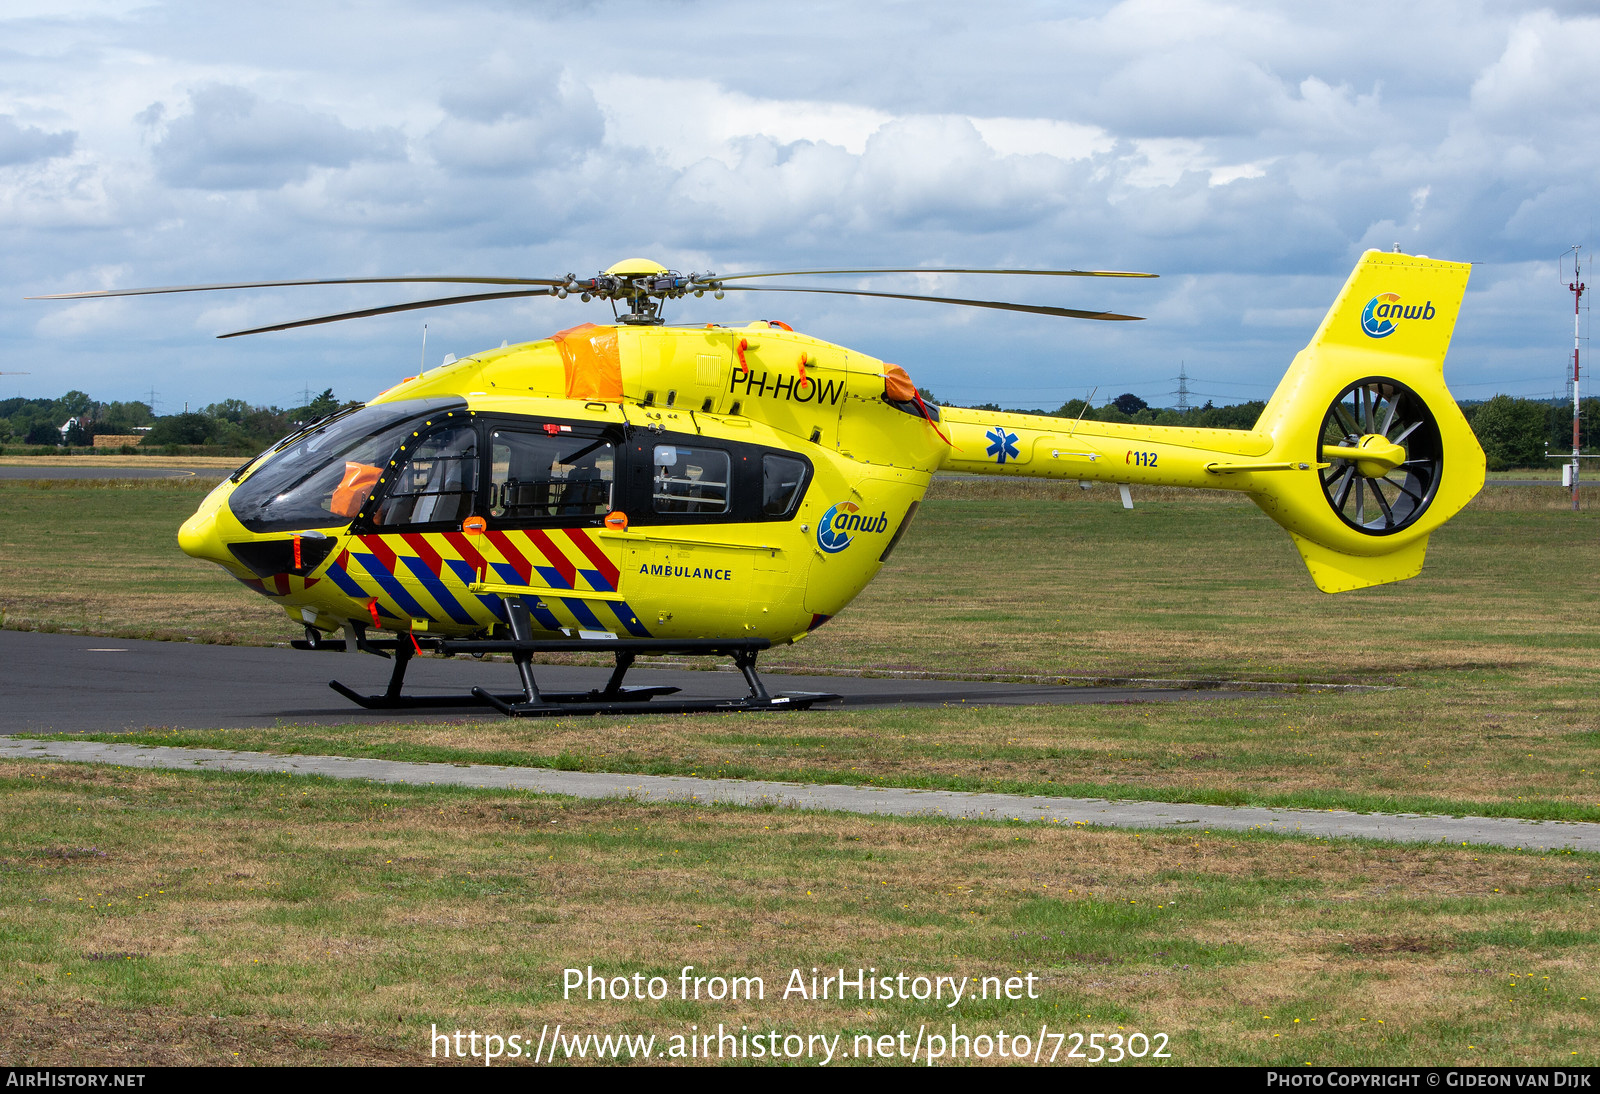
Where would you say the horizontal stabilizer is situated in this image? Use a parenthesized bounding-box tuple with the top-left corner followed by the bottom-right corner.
(1290, 533, 1429, 594)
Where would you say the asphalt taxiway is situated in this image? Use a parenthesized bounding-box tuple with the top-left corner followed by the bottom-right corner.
(0, 629, 1254, 733)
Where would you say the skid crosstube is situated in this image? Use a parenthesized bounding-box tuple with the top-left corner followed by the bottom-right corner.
(317, 596, 836, 716)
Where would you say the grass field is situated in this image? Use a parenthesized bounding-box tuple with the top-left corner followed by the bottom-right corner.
(4, 760, 1598, 1066)
(3, 476, 1599, 1064)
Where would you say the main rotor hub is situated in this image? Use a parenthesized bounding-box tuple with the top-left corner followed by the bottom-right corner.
(564, 258, 725, 325)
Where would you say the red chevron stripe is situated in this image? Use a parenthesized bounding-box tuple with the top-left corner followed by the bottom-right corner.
(486, 530, 533, 582)
(360, 534, 397, 575)
(564, 527, 619, 590)
(443, 531, 487, 576)
(525, 529, 578, 588)
(402, 533, 443, 577)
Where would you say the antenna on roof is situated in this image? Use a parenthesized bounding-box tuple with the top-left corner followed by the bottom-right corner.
(1065, 386, 1098, 437)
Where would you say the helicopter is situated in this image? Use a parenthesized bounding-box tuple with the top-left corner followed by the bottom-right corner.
(33, 251, 1484, 715)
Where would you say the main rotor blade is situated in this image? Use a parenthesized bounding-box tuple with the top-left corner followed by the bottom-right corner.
(709, 266, 1157, 282)
(217, 288, 557, 338)
(717, 284, 1144, 321)
(31, 275, 567, 301)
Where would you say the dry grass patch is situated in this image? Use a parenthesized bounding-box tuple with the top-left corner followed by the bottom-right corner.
(0, 456, 237, 468)
(4, 760, 1600, 1065)
(0, 1000, 409, 1067)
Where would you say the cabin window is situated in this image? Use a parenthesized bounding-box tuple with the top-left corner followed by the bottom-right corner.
(490, 429, 614, 521)
(372, 425, 479, 527)
(762, 454, 808, 517)
(622, 431, 810, 525)
(652, 445, 730, 514)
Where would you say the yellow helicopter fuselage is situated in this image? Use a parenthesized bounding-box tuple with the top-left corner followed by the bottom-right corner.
(179, 319, 947, 644)
(177, 250, 1486, 648)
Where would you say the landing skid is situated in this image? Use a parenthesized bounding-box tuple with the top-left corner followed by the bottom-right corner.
(312, 596, 836, 716)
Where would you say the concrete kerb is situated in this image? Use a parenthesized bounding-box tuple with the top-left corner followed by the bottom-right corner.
(634, 661, 1392, 694)
(3, 736, 1596, 852)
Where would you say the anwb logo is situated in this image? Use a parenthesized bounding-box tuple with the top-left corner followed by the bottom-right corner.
(817, 502, 888, 554)
(1361, 293, 1435, 339)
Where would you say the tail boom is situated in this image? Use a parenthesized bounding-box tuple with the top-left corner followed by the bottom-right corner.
(938, 410, 1279, 491)
(935, 250, 1484, 593)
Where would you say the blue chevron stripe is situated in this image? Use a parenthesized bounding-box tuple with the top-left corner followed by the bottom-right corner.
(534, 566, 572, 590)
(324, 561, 368, 598)
(491, 562, 525, 586)
(353, 553, 431, 620)
(399, 556, 477, 625)
(607, 600, 651, 637)
(529, 601, 564, 632)
(444, 558, 478, 585)
(557, 597, 608, 631)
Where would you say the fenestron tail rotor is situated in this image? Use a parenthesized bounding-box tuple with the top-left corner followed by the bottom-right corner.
(1317, 377, 1443, 535)
(30, 259, 1157, 334)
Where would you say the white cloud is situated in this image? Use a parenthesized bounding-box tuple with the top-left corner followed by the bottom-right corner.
(0, 1, 1595, 409)
(593, 74, 892, 167)
(970, 117, 1115, 162)
(0, 115, 75, 165)
(151, 84, 405, 190)
(1470, 11, 1600, 124)
(428, 62, 604, 175)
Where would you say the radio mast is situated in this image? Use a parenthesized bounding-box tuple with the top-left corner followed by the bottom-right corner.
(1567, 246, 1585, 511)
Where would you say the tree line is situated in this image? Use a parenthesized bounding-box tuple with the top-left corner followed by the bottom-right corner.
(3, 387, 1592, 471)
(0, 389, 352, 452)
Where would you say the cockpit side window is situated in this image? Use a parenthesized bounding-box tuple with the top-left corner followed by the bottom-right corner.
(227, 398, 465, 533)
(489, 428, 615, 524)
(761, 454, 808, 517)
(372, 425, 479, 528)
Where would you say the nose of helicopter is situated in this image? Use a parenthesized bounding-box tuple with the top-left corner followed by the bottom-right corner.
(178, 507, 223, 562)
(177, 485, 239, 566)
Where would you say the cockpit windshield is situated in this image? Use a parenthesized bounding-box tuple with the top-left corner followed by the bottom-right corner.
(228, 398, 466, 533)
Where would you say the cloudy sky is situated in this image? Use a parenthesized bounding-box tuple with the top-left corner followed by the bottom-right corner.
(3, 0, 1596, 413)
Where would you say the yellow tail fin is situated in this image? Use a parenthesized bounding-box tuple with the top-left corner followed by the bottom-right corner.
(1246, 250, 1485, 592)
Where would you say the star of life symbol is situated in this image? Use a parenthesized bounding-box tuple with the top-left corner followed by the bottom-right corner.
(985, 426, 1020, 464)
